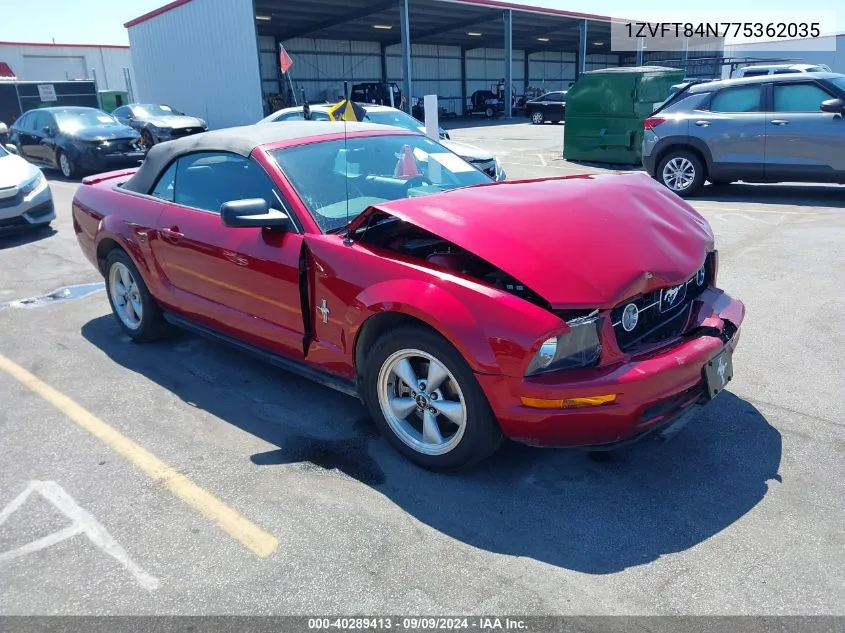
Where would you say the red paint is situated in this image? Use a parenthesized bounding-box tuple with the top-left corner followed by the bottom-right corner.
(0, 62, 15, 79)
(73, 131, 745, 449)
(124, 0, 194, 28)
(0, 41, 129, 49)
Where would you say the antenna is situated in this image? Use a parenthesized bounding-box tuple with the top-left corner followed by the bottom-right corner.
(343, 81, 350, 228)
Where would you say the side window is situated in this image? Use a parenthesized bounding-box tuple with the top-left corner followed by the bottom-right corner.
(310, 111, 330, 121)
(710, 86, 762, 113)
(150, 162, 177, 201)
(31, 111, 49, 132)
(174, 152, 287, 216)
(773, 83, 833, 112)
(113, 106, 129, 118)
(549, 92, 565, 102)
(741, 69, 770, 78)
(14, 112, 32, 131)
(773, 69, 801, 75)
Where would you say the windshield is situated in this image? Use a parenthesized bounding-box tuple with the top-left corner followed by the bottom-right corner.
(54, 109, 119, 133)
(363, 109, 423, 132)
(272, 134, 491, 233)
(829, 77, 845, 93)
(135, 104, 179, 117)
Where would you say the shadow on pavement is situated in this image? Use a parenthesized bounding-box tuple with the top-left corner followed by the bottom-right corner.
(694, 183, 845, 208)
(0, 225, 56, 249)
(82, 314, 782, 574)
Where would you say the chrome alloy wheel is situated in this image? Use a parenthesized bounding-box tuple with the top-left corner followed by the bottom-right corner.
(109, 262, 143, 330)
(661, 156, 696, 192)
(377, 349, 468, 456)
(531, 111, 544, 124)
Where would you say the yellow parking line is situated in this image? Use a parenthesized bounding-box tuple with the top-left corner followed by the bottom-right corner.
(0, 352, 278, 559)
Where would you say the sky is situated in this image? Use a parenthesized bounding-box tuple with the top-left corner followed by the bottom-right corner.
(0, 0, 840, 46)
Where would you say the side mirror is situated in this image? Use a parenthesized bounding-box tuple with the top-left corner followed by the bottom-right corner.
(220, 198, 292, 230)
(5, 144, 18, 155)
(820, 98, 845, 114)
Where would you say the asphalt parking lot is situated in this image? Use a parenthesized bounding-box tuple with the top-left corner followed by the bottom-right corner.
(1, 119, 843, 615)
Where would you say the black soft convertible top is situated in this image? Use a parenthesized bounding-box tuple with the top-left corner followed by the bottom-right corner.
(122, 120, 393, 194)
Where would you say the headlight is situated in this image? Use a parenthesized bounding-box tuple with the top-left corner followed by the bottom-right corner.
(525, 316, 602, 375)
(20, 171, 46, 197)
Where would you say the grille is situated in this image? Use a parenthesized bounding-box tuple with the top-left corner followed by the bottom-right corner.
(611, 253, 715, 353)
(470, 158, 496, 178)
(170, 127, 202, 138)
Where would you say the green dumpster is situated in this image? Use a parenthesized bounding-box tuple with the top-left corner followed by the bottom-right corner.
(98, 90, 130, 112)
(563, 66, 683, 165)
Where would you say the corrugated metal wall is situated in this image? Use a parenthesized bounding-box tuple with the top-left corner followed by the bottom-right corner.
(128, 0, 263, 129)
(0, 43, 133, 91)
(282, 37, 620, 114)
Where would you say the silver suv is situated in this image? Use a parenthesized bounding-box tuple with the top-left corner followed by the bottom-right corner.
(642, 72, 845, 197)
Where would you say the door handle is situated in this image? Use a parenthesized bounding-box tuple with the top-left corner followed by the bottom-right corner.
(694, 120, 711, 127)
(160, 226, 184, 243)
(770, 119, 789, 125)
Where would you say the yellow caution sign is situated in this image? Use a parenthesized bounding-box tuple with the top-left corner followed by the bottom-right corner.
(328, 99, 366, 122)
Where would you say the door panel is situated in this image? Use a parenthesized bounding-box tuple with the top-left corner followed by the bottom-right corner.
(153, 206, 307, 359)
(764, 82, 845, 181)
(695, 85, 766, 177)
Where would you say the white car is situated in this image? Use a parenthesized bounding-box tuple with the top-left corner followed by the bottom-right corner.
(735, 63, 832, 78)
(259, 103, 506, 181)
(0, 139, 54, 231)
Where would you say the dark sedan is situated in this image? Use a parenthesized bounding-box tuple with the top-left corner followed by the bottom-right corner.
(113, 103, 207, 147)
(8, 107, 144, 178)
(524, 90, 567, 124)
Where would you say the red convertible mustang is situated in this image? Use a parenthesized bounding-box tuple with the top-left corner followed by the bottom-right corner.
(73, 122, 745, 471)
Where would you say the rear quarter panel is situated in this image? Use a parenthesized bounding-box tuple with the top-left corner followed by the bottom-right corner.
(72, 170, 166, 295)
(303, 234, 563, 378)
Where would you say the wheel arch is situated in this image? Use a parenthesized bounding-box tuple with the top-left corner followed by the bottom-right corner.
(653, 138, 713, 179)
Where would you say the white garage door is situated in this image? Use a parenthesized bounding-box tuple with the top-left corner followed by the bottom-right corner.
(22, 55, 87, 81)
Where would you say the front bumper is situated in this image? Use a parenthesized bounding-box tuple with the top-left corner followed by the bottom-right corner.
(0, 182, 55, 229)
(478, 289, 744, 447)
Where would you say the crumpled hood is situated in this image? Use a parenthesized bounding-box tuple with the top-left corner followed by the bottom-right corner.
(145, 115, 205, 129)
(69, 126, 139, 142)
(0, 153, 40, 189)
(361, 172, 714, 308)
(440, 139, 494, 161)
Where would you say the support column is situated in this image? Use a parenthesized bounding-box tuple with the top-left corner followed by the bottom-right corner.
(399, 0, 412, 113)
(380, 43, 388, 83)
(636, 37, 644, 66)
(460, 46, 467, 115)
(503, 9, 513, 117)
(682, 36, 689, 74)
(523, 51, 530, 94)
(577, 19, 588, 78)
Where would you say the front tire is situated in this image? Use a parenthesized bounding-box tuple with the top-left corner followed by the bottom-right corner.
(104, 249, 169, 342)
(57, 150, 77, 179)
(657, 150, 705, 197)
(363, 326, 503, 471)
(531, 110, 544, 124)
(141, 129, 155, 149)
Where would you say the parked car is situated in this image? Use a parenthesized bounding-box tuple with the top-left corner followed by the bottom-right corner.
(72, 121, 744, 471)
(735, 63, 832, 78)
(524, 90, 567, 124)
(0, 142, 54, 231)
(259, 103, 506, 181)
(643, 72, 845, 196)
(8, 107, 144, 178)
(112, 103, 207, 147)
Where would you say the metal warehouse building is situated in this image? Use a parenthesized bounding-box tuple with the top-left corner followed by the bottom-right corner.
(126, 0, 723, 129)
(0, 41, 134, 91)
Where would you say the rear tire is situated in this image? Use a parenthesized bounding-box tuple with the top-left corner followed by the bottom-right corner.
(657, 149, 705, 197)
(363, 325, 503, 471)
(104, 249, 170, 342)
(485, 107, 495, 118)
